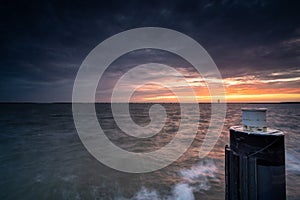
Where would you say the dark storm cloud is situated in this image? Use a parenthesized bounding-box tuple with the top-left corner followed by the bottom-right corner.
(0, 0, 299, 101)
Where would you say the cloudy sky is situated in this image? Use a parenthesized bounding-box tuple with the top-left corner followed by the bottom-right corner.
(1, 0, 299, 102)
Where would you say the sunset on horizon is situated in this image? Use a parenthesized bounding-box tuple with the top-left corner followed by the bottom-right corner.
(98, 63, 300, 103)
(95, 48, 300, 103)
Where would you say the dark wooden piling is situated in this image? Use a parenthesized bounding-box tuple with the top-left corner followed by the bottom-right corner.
(225, 108, 286, 200)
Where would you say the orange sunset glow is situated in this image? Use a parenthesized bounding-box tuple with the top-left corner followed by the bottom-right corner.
(116, 68, 300, 103)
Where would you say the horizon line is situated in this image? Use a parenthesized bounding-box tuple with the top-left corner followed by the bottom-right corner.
(0, 101, 299, 104)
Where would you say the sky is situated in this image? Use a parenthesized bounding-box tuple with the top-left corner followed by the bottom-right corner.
(0, 0, 300, 102)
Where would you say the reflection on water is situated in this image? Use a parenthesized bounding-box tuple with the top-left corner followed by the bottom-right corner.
(0, 103, 299, 200)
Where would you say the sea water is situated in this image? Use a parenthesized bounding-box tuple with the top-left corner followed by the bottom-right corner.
(0, 103, 299, 200)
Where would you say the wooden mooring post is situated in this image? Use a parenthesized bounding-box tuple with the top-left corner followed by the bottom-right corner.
(225, 108, 286, 200)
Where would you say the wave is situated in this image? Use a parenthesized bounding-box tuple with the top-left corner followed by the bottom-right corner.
(131, 159, 218, 200)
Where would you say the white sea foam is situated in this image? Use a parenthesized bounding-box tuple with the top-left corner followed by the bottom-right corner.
(134, 187, 160, 200)
(180, 160, 217, 183)
(133, 159, 218, 200)
(167, 183, 195, 200)
(134, 185, 195, 200)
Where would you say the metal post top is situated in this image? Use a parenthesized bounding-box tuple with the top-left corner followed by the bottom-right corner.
(230, 126, 284, 135)
(230, 108, 284, 135)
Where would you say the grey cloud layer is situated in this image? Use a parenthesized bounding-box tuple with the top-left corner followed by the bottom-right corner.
(0, 0, 299, 101)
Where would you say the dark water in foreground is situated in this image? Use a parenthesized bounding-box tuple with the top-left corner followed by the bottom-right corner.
(0, 103, 299, 200)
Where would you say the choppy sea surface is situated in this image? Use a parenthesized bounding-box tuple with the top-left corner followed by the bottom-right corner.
(0, 103, 299, 200)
